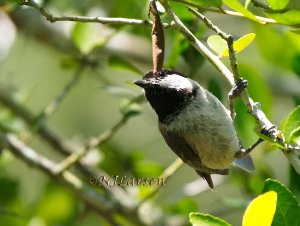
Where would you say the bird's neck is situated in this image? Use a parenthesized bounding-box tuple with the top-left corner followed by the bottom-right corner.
(145, 89, 193, 124)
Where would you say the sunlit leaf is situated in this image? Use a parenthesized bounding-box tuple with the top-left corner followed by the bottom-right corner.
(72, 23, 112, 54)
(265, 9, 300, 25)
(266, 0, 289, 10)
(242, 191, 277, 226)
(222, 33, 256, 56)
(263, 179, 300, 226)
(222, 0, 259, 22)
(108, 55, 143, 75)
(189, 212, 232, 226)
(283, 105, 300, 143)
(207, 35, 227, 56)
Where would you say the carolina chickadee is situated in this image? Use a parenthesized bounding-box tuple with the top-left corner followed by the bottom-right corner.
(134, 69, 253, 188)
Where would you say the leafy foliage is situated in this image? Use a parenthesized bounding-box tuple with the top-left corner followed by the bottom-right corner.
(189, 212, 231, 226)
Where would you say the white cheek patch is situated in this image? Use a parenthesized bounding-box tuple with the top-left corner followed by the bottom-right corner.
(160, 74, 194, 91)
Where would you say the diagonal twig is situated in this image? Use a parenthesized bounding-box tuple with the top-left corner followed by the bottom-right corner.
(53, 94, 144, 174)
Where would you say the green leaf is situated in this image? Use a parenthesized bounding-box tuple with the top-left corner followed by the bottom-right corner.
(189, 212, 232, 226)
(266, 0, 289, 10)
(222, 33, 256, 56)
(222, 0, 259, 22)
(207, 34, 256, 57)
(265, 9, 300, 25)
(242, 191, 277, 226)
(207, 35, 227, 56)
(108, 55, 143, 75)
(283, 105, 300, 144)
(263, 178, 300, 226)
(72, 22, 112, 54)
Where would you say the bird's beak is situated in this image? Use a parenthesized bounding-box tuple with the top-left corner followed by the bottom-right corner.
(133, 79, 149, 88)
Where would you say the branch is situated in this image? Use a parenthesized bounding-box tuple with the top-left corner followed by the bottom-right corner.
(159, 1, 300, 171)
(159, 0, 235, 86)
(19, 0, 173, 28)
(53, 114, 129, 174)
(149, 0, 165, 72)
(0, 132, 149, 226)
(0, 86, 135, 210)
(0, 132, 119, 226)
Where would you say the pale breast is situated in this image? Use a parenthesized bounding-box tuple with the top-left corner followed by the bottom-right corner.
(165, 89, 240, 169)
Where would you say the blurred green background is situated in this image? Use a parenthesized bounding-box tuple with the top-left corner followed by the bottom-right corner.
(0, 0, 300, 225)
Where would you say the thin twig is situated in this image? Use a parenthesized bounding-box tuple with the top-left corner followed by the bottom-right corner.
(53, 94, 144, 173)
(19, 0, 173, 28)
(159, 0, 235, 85)
(149, 0, 165, 72)
(53, 115, 129, 174)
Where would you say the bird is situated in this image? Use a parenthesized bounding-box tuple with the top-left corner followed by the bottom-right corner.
(134, 68, 254, 188)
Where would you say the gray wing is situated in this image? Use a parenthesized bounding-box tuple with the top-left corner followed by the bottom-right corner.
(159, 126, 228, 188)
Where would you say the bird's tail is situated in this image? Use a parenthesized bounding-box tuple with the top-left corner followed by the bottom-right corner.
(195, 170, 214, 189)
(233, 155, 254, 172)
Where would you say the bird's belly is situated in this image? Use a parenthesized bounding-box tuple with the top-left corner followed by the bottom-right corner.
(169, 112, 240, 169)
(186, 133, 238, 169)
